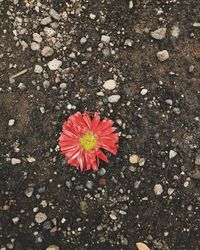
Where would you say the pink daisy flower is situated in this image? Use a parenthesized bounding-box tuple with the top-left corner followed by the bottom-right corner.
(58, 112, 119, 171)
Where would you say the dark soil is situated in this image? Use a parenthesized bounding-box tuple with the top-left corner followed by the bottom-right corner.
(0, 0, 200, 250)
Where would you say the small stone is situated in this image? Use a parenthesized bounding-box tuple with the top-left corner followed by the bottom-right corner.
(24, 187, 34, 197)
(168, 188, 175, 195)
(49, 9, 61, 20)
(43, 80, 50, 89)
(189, 65, 195, 73)
(35, 212, 47, 224)
(190, 169, 200, 179)
(193, 22, 200, 28)
(44, 27, 56, 37)
(124, 39, 133, 47)
(38, 186, 46, 193)
(173, 107, 181, 115)
(86, 180, 93, 189)
(34, 65, 43, 73)
(165, 99, 173, 105)
(103, 79, 116, 90)
(97, 168, 106, 176)
(42, 220, 52, 231)
(184, 181, 189, 187)
(18, 83, 26, 90)
(169, 150, 177, 159)
(31, 42, 40, 51)
(101, 35, 111, 44)
(27, 156, 36, 163)
(48, 59, 62, 70)
(154, 184, 163, 195)
(157, 50, 169, 62)
(8, 119, 15, 126)
(108, 95, 121, 103)
(89, 13, 96, 19)
(110, 213, 117, 220)
(140, 89, 148, 95)
(60, 83, 67, 90)
(134, 180, 141, 189)
(40, 107, 45, 114)
(12, 217, 19, 224)
(195, 154, 200, 165)
(136, 242, 151, 250)
(33, 33, 42, 43)
(151, 27, 167, 40)
(129, 0, 133, 9)
(46, 245, 60, 250)
(80, 37, 87, 44)
(11, 158, 21, 165)
(65, 181, 72, 188)
(129, 154, 139, 164)
(171, 25, 180, 38)
(139, 158, 145, 166)
(41, 16, 52, 25)
(41, 46, 54, 57)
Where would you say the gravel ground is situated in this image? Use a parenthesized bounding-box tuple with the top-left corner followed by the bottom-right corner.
(0, 0, 200, 249)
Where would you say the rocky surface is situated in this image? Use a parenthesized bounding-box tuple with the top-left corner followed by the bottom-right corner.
(0, 0, 200, 249)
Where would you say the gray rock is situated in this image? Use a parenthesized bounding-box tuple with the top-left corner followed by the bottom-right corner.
(18, 83, 26, 90)
(41, 16, 52, 25)
(31, 42, 40, 51)
(49, 9, 61, 20)
(173, 107, 181, 115)
(193, 22, 200, 28)
(151, 27, 166, 40)
(44, 27, 56, 37)
(60, 83, 67, 90)
(65, 181, 72, 188)
(101, 35, 110, 44)
(171, 25, 180, 38)
(86, 180, 93, 189)
(124, 39, 133, 47)
(43, 80, 50, 89)
(42, 220, 52, 231)
(24, 187, 34, 197)
(97, 168, 106, 176)
(80, 37, 87, 44)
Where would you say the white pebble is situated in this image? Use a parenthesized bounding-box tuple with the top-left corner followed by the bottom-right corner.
(140, 89, 148, 95)
(8, 119, 15, 126)
(11, 158, 21, 165)
(151, 27, 167, 40)
(101, 35, 111, 44)
(157, 50, 169, 62)
(110, 213, 117, 220)
(35, 212, 47, 224)
(60, 83, 67, 90)
(89, 13, 96, 19)
(40, 107, 45, 114)
(80, 37, 87, 44)
(108, 95, 121, 103)
(31, 42, 40, 51)
(41, 46, 54, 57)
(154, 184, 163, 195)
(129, 154, 139, 164)
(48, 59, 62, 70)
(12, 217, 19, 224)
(169, 150, 177, 159)
(103, 79, 116, 90)
(34, 65, 43, 74)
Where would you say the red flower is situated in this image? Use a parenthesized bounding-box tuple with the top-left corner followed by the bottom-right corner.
(59, 112, 119, 171)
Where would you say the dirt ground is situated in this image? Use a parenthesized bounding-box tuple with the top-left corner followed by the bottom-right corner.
(0, 0, 200, 249)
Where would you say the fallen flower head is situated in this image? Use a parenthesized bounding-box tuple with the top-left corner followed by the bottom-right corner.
(59, 112, 119, 171)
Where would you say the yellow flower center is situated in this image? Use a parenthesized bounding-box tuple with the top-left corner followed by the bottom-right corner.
(80, 132, 97, 151)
